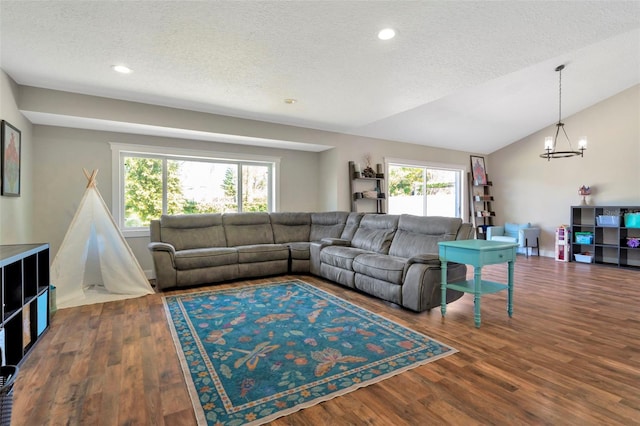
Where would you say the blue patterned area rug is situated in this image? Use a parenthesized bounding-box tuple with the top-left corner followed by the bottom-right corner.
(163, 280, 457, 425)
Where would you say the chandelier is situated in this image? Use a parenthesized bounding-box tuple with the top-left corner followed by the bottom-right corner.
(540, 64, 587, 161)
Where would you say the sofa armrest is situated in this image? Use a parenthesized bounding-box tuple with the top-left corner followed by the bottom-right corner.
(406, 254, 440, 266)
(320, 237, 351, 246)
(148, 242, 176, 255)
(486, 226, 504, 240)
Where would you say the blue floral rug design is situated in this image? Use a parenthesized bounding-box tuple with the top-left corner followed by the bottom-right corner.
(163, 280, 457, 425)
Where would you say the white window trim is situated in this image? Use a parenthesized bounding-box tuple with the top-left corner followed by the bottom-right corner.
(111, 143, 281, 237)
(383, 157, 469, 219)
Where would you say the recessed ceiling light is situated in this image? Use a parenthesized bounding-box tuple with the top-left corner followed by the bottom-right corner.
(112, 65, 132, 74)
(284, 98, 297, 104)
(378, 28, 396, 40)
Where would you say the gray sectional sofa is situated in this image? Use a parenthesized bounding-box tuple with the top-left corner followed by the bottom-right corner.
(148, 211, 473, 312)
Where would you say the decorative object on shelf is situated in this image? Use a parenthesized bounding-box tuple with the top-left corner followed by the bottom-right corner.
(1, 120, 21, 196)
(540, 64, 587, 161)
(470, 155, 487, 185)
(578, 185, 591, 205)
(362, 154, 376, 178)
(376, 163, 384, 178)
(353, 163, 362, 178)
(627, 237, 640, 248)
(362, 190, 378, 199)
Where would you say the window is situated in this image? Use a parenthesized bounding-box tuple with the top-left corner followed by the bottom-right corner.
(111, 144, 278, 235)
(386, 159, 464, 218)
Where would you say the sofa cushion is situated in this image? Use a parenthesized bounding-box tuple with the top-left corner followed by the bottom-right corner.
(389, 215, 462, 258)
(352, 253, 406, 285)
(340, 212, 365, 240)
(310, 211, 349, 241)
(270, 212, 311, 243)
(351, 214, 399, 254)
(160, 214, 226, 251)
(174, 247, 238, 270)
(236, 244, 290, 263)
(320, 246, 370, 270)
(223, 212, 274, 246)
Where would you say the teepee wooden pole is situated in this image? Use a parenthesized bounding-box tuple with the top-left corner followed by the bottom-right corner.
(84, 168, 99, 188)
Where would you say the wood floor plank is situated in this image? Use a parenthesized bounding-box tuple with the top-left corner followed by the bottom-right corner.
(10, 257, 640, 425)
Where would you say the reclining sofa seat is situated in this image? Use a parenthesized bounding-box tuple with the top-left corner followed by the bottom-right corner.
(317, 214, 466, 311)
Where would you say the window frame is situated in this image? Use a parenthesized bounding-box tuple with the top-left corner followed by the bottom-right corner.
(384, 157, 468, 219)
(111, 143, 280, 237)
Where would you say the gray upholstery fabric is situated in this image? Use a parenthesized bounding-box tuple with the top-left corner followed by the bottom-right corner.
(350, 214, 399, 254)
(288, 242, 311, 260)
(270, 212, 311, 243)
(148, 211, 471, 313)
(352, 253, 406, 285)
(401, 261, 465, 311)
(174, 247, 238, 270)
(388, 215, 462, 258)
(310, 211, 349, 241)
(320, 246, 370, 270)
(158, 214, 226, 251)
(238, 260, 288, 277)
(176, 264, 239, 287)
(355, 274, 402, 305)
(320, 263, 356, 288)
(340, 212, 364, 240)
(223, 212, 274, 246)
(236, 244, 289, 263)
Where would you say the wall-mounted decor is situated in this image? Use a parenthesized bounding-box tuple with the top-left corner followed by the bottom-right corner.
(1, 120, 21, 196)
(470, 155, 487, 185)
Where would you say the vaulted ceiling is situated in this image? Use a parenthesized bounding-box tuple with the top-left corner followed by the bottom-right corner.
(1, 1, 639, 153)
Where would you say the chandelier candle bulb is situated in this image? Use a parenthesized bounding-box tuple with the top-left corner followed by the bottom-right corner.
(579, 138, 588, 149)
(545, 137, 554, 150)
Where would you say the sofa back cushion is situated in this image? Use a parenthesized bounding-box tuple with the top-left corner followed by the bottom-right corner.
(159, 214, 226, 251)
(351, 214, 399, 254)
(270, 212, 311, 243)
(310, 211, 349, 241)
(223, 212, 274, 246)
(389, 215, 462, 258)
(340, 212, 365, 240)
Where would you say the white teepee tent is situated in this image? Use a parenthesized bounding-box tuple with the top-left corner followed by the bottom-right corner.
(51, 169, 154, 308)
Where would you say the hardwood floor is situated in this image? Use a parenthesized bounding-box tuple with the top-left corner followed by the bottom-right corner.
(12, 256, 640, 425)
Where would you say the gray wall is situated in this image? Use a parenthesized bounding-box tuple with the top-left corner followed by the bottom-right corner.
(0, 71, 34, 245)
(489, 84, 640, 256)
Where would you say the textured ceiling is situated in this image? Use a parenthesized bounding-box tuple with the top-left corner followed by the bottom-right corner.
(1, 1, 639, 153)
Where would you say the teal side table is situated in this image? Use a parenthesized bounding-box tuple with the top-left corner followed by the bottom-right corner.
(438, 239, 517, 327)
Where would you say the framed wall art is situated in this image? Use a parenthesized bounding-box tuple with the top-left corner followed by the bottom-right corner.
(470, 155, 487, 185)
(1, 120, 21, 196)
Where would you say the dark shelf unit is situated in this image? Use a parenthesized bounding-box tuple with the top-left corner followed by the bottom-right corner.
(570, 206, 640, 269)
(0, 244, 50, 365)
(349, 161, 385, 214)
(468, 172, 495, 239)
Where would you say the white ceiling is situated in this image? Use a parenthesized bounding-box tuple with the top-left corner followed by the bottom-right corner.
(1, 1, 639, 154)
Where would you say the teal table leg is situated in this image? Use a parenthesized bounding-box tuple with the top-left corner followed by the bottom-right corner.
(474, 267, 482, 328)
(440, 260, 448, 317)
(507, 259, 514, 317)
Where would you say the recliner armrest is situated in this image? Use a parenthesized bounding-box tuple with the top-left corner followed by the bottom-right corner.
(148, 242, 176, 255)
(320, 237, 351, 246)
(406, 254, 440, 266)
(486, 226, 504, 240)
